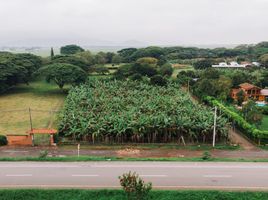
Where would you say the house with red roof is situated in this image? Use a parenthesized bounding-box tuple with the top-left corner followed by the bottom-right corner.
(231, 83, 262, 101)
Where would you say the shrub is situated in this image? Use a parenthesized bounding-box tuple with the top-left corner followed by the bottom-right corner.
(119, 171, 152, 200)
(159, 63, 173, 77)
(39, 150, 48, 158)
(0, 135, 7, 146)
(150, 75, 167, 86)
(130, 73, 143, 81)
(202, 151, 211, 160)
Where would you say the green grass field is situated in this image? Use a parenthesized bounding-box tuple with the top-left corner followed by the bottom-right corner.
(0, 189, 267, 200)
(260, 115, 268, 131)
(0, 80, 66, 135)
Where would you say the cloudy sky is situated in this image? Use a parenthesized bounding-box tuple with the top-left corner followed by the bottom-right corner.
(0, 0, 267, 46)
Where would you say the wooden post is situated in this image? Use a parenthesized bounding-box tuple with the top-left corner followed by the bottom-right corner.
(213, 106, 217, 147)
(29, 107, 33, 131)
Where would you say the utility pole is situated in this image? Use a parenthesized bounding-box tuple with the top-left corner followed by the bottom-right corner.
(29, 107, 33, 131)
(212, 106, 217, 147)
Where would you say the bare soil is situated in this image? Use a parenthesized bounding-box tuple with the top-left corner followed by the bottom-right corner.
(1, 145, 268, 159)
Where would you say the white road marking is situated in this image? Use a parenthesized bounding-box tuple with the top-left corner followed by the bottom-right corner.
(0, 166, 79, 168)
(203, 175, 232, 178)
(140, 175, 167, 177)
(92, 165, 268, 169)
(71, 175, 99, 177)
(6, 174, 32, 177)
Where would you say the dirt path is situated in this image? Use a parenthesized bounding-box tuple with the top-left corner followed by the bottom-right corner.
(1, 145, 268, 159)
(229, 128, 257, 150)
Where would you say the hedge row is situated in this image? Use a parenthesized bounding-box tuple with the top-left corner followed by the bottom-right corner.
(205, 96, 268, 139)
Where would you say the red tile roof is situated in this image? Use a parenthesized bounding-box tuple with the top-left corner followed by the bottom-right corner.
(239, 83, 261, 90)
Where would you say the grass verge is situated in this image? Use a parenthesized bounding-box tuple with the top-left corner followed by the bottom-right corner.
(0, 189, 267, 200)
(58, 143, 241, 151)
(0, 156, 268, 162)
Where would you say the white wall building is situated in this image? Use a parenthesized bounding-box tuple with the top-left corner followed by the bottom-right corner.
(212, 61, 246, 68)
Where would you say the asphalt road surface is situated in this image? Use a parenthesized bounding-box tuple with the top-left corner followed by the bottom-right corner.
(0, 162, 268, 190)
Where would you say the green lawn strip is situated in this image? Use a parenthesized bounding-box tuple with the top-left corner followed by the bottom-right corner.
(0, 156, 268, 162)
(260, 115, 268, 131)
(58, 144, 241, 151)
(0, 189, 267, 200)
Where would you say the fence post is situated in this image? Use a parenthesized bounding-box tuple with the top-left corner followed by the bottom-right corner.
(29, 107, 33, 131)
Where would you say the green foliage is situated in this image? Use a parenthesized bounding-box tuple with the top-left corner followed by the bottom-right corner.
(112, 54, 122, 64)
(260, 54, 268, 68)
(114, 64, 133, 79)
(193, 59, 213, 69)
(205, 96, 268, 139)
(242, 100, 263, 126)
(36, 63, 87, 89)
(74, 51, 95, 66)
(202, 151, 211, 160)
(136, 57, 158, 66)
(89, 65, 109, 75)
(59, 80, 228, 143)
(237, 90, 245, 106)
(50, 47, 54, 59)
(95, 52, 108, 64)
(119, 172, 152, 200)
(132, 63, 157, 77)
(159, 63, 173, 77)
(150, 75, 167, 86)
(130, 46, 164, 61)
(0, 189, 268, 200)
(39, 150, 48, 158)
(51, 55, 89, 71)
(0, 52, 42, 93)
(0, 135, 8, 146)
(130, 73, 143, 81)
(60, 44, 84, 55)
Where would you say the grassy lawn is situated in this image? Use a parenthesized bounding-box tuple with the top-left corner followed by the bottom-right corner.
(0, 189, 267, 200)
(0, 80, 66, 135)
(260, 115, 268, 131)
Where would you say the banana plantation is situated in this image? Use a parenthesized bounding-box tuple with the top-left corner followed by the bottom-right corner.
(59, 80, 228, 143)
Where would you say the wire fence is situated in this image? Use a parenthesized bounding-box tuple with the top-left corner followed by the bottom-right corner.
(0, 107, 60, 135)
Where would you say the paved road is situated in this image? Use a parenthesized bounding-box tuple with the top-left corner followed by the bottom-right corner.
(1, 162, 268, 190)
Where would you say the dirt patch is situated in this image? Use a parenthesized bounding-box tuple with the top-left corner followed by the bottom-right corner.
(2, 145, 268, 159)
(229, 128, 257, 150)
(116, 148, 141, 156)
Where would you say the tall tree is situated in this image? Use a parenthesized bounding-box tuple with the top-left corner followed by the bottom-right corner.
(36, 63, 87, 89)
(50, 47, 54, 59)
(60, 44, 85, 55)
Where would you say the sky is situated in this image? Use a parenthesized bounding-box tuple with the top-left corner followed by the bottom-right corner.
(0, 0, 267, 47)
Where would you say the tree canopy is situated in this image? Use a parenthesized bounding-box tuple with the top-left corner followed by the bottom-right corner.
(36, 63, 87, 89)
(60, 44, 85, 55)
(0, 52, 42, 93)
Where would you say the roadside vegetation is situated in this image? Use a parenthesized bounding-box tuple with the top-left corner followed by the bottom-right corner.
(0, 189, 267, 200)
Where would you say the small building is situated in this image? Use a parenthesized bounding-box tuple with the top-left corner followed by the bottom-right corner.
(231, 83, 262, 101)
